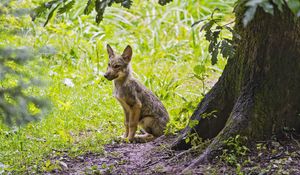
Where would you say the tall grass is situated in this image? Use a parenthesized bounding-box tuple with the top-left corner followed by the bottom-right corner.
(0, 0, 235, 173)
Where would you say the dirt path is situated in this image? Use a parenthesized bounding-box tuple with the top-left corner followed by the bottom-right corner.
(56, 136, 300, 175)
(59, 136, 200, 174)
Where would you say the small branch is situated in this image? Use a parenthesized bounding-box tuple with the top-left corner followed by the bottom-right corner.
(221, 20, 235, 27)
(168, 144, 203, 163)
(269, 151, 284, 160)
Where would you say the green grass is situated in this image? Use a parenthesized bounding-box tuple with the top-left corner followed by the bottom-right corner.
(0, 0, 234, 173)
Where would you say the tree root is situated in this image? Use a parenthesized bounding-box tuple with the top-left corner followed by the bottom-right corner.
(171, 73, 235, 150)
(181, 84, 255, 172)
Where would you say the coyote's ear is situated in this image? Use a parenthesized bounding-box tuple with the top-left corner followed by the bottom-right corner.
(121, 45, 132, 63)
(106, 44, 115, 59)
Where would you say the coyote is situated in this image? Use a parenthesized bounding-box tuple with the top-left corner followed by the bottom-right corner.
(104, 44, 169, 142)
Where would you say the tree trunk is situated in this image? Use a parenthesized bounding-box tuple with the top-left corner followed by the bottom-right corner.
(172, 3, 300, 168)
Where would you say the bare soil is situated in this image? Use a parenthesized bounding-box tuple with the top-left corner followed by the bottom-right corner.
(52, 135, 300, 175)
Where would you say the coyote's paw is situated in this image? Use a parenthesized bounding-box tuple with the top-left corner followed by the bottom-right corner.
(128, 137, 135, 143)
(116, 135, 132, 143)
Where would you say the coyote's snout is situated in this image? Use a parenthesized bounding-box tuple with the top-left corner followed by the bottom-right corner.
(104, 44, 169, 143)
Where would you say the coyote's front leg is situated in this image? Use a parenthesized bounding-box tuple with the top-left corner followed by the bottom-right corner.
(122, 107, 129, 139)
(128, 102, 142, 142)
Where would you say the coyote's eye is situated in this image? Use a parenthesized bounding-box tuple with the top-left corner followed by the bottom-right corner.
(113, 65, 121, 69)
(108, 63, 111, 67)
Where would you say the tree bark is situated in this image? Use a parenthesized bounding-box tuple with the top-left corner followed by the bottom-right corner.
(172, 3, 300, 168)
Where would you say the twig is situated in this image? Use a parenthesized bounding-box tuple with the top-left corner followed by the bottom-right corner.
(140, 156, 170, 170)
(168, 145, 203, 163)
(269, 151, 284, 160)
(221, 20, 235, 27)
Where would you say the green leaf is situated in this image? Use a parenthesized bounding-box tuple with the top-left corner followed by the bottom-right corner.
(44, 3, 61, 27)
(211, 42, 220, 65)
(212, 30, 220, 43)
(44, 0, 60, 8)
(31, 6, 47, 21)
(31, 0, 60, 21)
(107, 0, 114, 6)
(272, 0, 284, 11)
(58, 0, 75, 14)
(200, 20, 214, 32)
(188, 119, 199, 128)
(243, 6, 257, 27)
(220, 40, 234, 59)
(84, 0, 95, 15)
(121, 0, 133, 9)
(287, 0, 300, 16)
(158, 0, 173, 6)
(193, 65, 206, 75)
(208, 41, 215, 53)
(243, 0, 274, 26)
(185, 137, 190, 143)
(224, 26, 234, 33)
(245, 0, 264, 7)
(259, 2, 274, 15)
(204, 29, 213, 41)
(95, 0, 106, 24)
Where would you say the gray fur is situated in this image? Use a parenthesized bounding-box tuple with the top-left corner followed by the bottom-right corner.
(104, 44, 169, 141)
